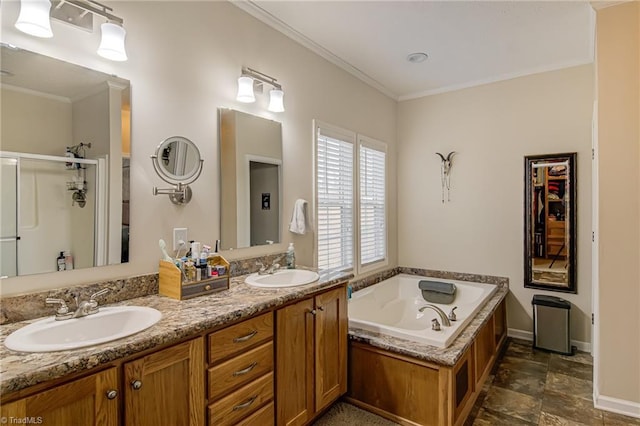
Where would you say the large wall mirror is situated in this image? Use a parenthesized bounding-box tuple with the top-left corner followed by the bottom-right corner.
(524, 153, 577, 293)
(219, 108, 282, 250)
(0, 45, 131, 278)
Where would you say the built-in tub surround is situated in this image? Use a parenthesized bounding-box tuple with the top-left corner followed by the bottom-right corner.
(349, 274, 498, 348)
(0, 269, 351, 395)
(349, 268, 509, 366)
(0, 252, 289, 325)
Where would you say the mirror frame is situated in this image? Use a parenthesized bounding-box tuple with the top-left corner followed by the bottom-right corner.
(524, 152, 577, 293)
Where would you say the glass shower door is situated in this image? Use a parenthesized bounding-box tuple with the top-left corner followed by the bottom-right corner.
(0, 157, 19, 277)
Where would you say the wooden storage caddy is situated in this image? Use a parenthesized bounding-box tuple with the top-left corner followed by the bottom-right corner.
(159, 255, 230, 300)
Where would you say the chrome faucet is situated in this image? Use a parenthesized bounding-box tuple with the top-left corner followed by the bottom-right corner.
(419, 304, 452, 327)
(257, 256, 284, 275)
(47, 288, 110, 320)
(72, 288, 110, 318)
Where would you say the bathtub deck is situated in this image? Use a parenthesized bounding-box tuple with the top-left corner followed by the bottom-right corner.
(348, 282, 509, 367)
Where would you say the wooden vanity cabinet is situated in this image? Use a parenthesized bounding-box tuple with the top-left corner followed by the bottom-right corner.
(0, 367, 119, 426)
(276, 285, 347, 426)
(1, 338, 205, 426)
(207, 311, 274, 426)
(123, 337, 205, 426)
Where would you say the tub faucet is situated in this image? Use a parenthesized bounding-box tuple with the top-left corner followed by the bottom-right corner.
(419, 304, 451, 327)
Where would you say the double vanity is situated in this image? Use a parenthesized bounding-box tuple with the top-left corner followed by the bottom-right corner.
(0, 269, 348, 426)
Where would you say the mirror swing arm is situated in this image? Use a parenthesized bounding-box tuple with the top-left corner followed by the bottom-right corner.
(151, 136, 204, 205)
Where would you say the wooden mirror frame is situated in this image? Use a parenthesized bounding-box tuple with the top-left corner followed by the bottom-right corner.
(524, 152, 577, 293)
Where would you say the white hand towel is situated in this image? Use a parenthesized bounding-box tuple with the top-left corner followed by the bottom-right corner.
(289, 199, 309, 235)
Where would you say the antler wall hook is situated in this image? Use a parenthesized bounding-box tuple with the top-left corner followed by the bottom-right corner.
(436, 151, 456, 203)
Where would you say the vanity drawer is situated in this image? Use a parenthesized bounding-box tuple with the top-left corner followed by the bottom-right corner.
(208, 372, 273, 426)
(235, 401, 274, 426)
(208, 341, 273, 400)
(209, 312, 273, 364)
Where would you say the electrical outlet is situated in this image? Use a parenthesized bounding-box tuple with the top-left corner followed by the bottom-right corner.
(173, 228, 188, 252)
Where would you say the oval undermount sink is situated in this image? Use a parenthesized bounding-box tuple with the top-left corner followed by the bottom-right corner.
(4, 306, 162, 353)
(245, 269, 320, 288)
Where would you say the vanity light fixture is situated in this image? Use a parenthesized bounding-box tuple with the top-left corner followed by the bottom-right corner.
(14, 0, 128, 62)
(236, 67, 285, 112)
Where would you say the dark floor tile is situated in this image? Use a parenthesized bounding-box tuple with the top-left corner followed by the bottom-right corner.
(472, 407, 537, 425)
(539, 411, 593, 425)
(549, 355, 593, 381)
(542, 390, 604, 426)
(482, 386, 542, 424)
(545, 371, 592, 401)
(558, 350, 593, 366)
(492, 366, 546, 398)
(603, 410, 640, 425)
(506, 339, 552, 364)
(499, 355, 549, 376)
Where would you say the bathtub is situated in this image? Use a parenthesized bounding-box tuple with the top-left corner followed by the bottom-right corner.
(349, 274, 498, 348)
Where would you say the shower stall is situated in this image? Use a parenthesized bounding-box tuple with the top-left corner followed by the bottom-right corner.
(0, 151, 107, 277)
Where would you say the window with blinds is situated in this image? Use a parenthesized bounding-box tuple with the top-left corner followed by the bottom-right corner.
(316, 130, 354, 272)
(359, 141, 386, 265)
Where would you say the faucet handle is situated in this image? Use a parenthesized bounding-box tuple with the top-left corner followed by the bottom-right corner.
(448, 307, 458, 322)
(256, 262, 266, 274)
(88, 288, 110, 314)
(431, 318, 441, 331)
(45, 298, 72, 320)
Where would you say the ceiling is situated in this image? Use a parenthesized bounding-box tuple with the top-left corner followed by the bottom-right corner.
(235, 1, 595, 100)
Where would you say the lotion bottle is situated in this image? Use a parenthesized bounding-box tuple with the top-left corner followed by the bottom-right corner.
(57, 252, 65, 271)
(286, 243, 296, 269)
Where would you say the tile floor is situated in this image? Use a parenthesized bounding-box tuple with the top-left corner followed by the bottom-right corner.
(315, 338, 640, 425)
(465, 338, 640, 425)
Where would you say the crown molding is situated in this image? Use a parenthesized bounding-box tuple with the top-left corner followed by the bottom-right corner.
(232, 1, 399, 101)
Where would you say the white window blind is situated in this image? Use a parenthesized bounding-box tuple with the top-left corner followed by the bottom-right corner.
(359, 142, 386, 265)
(316, 129, 354, 271)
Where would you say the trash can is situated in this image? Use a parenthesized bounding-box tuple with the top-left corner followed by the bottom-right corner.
(532, 295, 572, 355)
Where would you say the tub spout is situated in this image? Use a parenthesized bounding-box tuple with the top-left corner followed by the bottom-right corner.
(419, 304, 451, 327)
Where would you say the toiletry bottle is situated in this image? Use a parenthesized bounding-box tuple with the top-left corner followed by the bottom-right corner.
(64, 251, 74, 270)
(286, 243, 296, 269)
(57, 252, 66, 271)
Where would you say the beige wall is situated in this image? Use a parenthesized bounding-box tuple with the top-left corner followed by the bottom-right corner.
(0, 1, 397, 295)
(596, 2, 640, 406)
(398, 65, 594, 344)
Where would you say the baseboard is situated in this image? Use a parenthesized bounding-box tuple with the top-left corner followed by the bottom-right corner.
(594, 393, 640, 419)
(507, 328, 591, 353)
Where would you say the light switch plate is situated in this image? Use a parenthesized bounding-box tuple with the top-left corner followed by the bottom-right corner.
(173, 228, 188, 252)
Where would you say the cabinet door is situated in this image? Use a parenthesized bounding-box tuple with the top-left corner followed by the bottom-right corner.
(124, 338, 205, 426)
(276, 298, 314, 426)
(314, 286, 348, 412)
(0, 367, 118, 425)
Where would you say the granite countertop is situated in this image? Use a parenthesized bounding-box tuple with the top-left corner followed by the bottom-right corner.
(348, 282, 509, 367)
(0, 270, 352, 395)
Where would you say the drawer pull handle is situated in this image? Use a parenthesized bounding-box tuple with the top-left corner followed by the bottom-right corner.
(106, 389, 118, 400)
(233, 362, 258, 376)
(232, 395, 257, 411)
(233, 330, 258, 343)
(317, 306, 324, 311)
(308, 309, 317, 316)
(131, 380, 143, 390)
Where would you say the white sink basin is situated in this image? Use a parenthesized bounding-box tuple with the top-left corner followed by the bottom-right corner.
(245, 269, 320, 288)
(4, 306, 162, 353)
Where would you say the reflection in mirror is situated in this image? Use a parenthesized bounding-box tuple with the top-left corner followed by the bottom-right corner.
(219, 109, 282, 249)
(524, 153, 577, 293)
(0, 45, 130, 278)
(153, 136, 202, 182)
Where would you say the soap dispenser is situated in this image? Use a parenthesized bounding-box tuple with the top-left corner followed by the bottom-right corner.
(286, 243, 296, 269)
